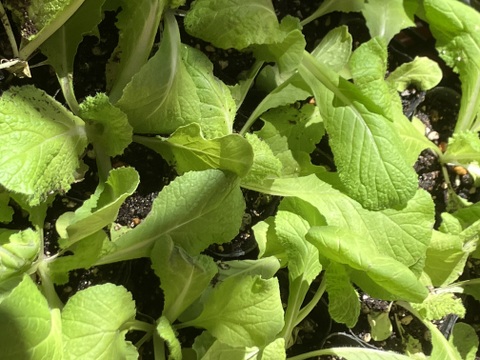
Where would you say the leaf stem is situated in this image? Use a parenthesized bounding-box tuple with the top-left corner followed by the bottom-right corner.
(37, 260, 64, 310)
(0, 1, 19, 57)
(19, 0, 86, 60)
(58, 74, 80, 115)
(296, 274, 327, 325)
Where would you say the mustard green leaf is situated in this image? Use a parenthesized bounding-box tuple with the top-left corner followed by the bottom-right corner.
(0, 274, 63, 359)
(62, 283, 137, 360)
(0, 86, 88, 206)
(95, 169, 244, 264)
(387, 56, 443, 91)
(56, 167, 139, 248)
(151, 237, 217, 322)
(311, 25, 353, 76)
(450, 323, 479, 360)
(443, 130, 480, 164)
(49, 231, 107, 284)
(0, 229, 40, 284)
(117, 13, 236, 138)
(40, 0, 106, 78)
(216, 257, 281, 283)
(135, 123, 253, 177)
(362, 0, 415, 44)
(192, 332, 262, 360)
(424, 230, 471, 287)
(300, 52, 417, 210)
(79, 93, 133, 157)
(324, 262, 360, 328)
(412, 292, 465, 321)
(107, 0, 166, 102)
(252, 16, 306, 73)
(184, 275, 284, 348)
(315, 347, 412, 360)
(184, 0, 279, 50)
(301, 0, 364, 26)
(245, 176, 434, 276)
(307, 226, 428, 303)
(157, 316, 182, 360)
(0, 191, 13, 223)
(422, 0, 480, 132)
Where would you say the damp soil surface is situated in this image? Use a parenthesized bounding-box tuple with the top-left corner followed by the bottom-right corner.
(2, 1, 480, 359)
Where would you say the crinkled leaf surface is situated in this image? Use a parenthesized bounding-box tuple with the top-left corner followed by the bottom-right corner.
(185, 275, 283, 348)
(96, 169, 244, 264)
(0, 274, 62, 359)
(362, 0, 415, 43)
(307, 226, 428, 302)
(242, 133, 283, 184)
(300, 52, 417, 210)
(443, 130, 480, 164)
(157, 316, 182, 360)
(184, 0, 279, 50)
(79, 93, 133, 157)
(135, 123, 253, 177)
(117, 13, 235, 138)
(56, 167, 139, 247)
(325, 262, 360, 328)
(412, 292, 465, 321)
(0, 229, 40, 283)
(62, 283, 137, 360)
(151, 237, 217, 322)
(0, 86, 88, 206)
(107, 0, 166, 102)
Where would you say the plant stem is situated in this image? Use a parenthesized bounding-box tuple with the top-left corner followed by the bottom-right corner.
(58, 74, 80, 115)
(0, 1, 19, 57)
(296, 275, 327, 325)
(37, 260, 64, 310)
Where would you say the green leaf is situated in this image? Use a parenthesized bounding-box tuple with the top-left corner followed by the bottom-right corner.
(261, 104, 324, 156)
(450, 323, 479, 360)
(184, 275, 284, 348)
(245, 175, 434, 276)
(0, 229, 41, 284)
(96, 169, 244, 264)
(62, 283, 138, 360)
(157, 316, 182, 360)
(307, 226, 428, 302)
(49, 231, 107, 284)
(424, 230, 471, 287)
(325, 262, 360, 328)
(387, 56, 443, 91)
(242, 133, 283, 184)
(422, 0, 480, 132)
(135, 123, 253, 177)
(362, 0, 415, 43)
(368, 310, 392, 341)
(301, 0, 364, 26)
(443, 130, 480, 164)
(107, 0, 166, 102)
(412, 292, 465, 321)
(216, 257, 281, 283)
(0, 190, 14, 223)
(274, 210, 321, 283)
(118, 13, 235, 138)
(0, 86, 88, 206)
(151, 237, 217, 322)
(79, 93, 133, 157)
(0, 274, 62, 359)
(426, 317, 463, 360)
(311, 26, 352, 78)
(56, 167, 139, 247)
(192, 332, 261, 360)
(300, 52, 417, 210)
(252, 16, 306, 73)
(40, 0, 106, 78)
(184, 0, 279, 50)
(317, 347, 412, 359)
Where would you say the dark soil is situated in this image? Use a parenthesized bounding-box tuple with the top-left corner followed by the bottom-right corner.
(1, 1, 480, 359)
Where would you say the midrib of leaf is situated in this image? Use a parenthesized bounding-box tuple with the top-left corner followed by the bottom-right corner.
(458, 70, 480, 132)
(165, 267, 196, 322)
(166, 140, 246, 166)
